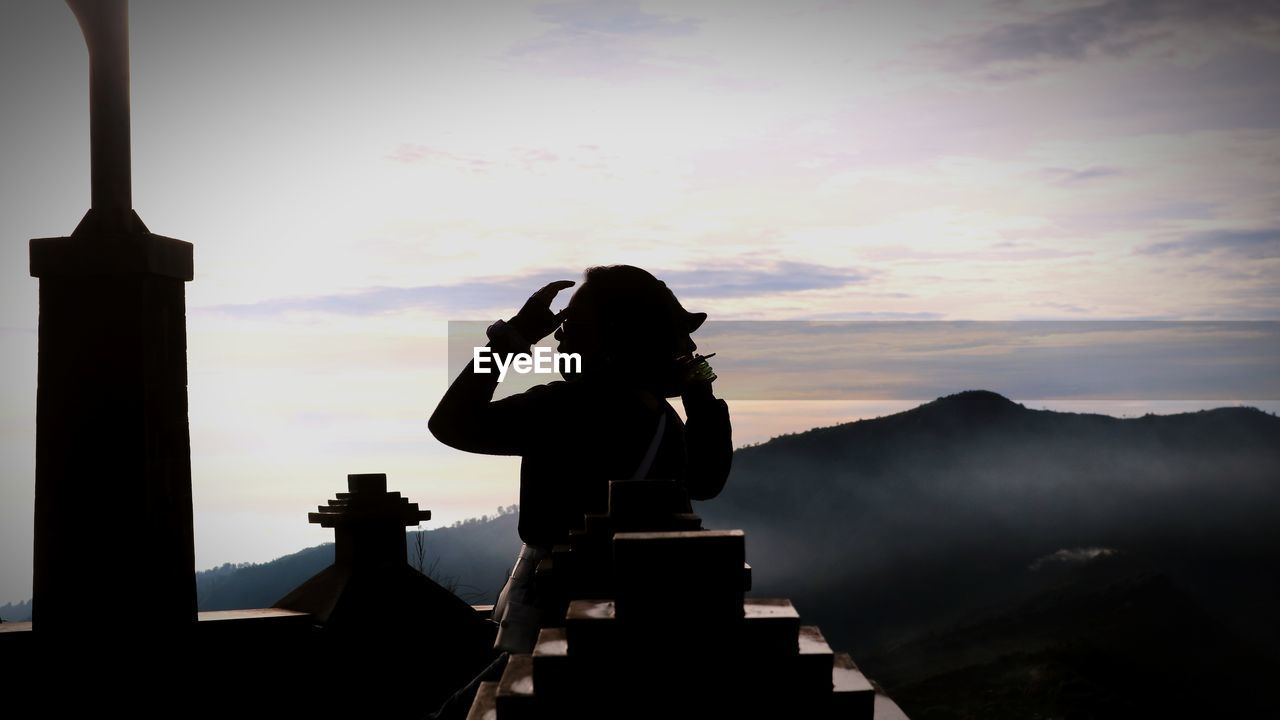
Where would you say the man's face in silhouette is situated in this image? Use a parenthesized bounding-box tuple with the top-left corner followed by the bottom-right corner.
(554, 289, 603, 380)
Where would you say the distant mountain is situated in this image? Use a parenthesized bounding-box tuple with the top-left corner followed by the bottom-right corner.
(860, 551, 1278, 718)
(11, 391, 1277, 715)
(196, 508, 521, 612)
(695, 390, 1280, 717)
(0, 598, 31, 623)
(5, 505, 522, 623)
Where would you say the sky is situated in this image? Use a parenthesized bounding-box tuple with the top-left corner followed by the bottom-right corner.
(1, 0, 1278, 605)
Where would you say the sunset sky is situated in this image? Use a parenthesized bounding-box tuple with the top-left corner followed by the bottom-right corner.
(1, 0, 1277, 605)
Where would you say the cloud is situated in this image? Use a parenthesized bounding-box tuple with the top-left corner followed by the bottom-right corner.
(1029, 546, 1117, 570)
(654, 321, 1280, 401)
(656, 262, 871, 298)
(1108, 44, 1280, 132)
(200, 270, 570, 319)
(1031, 301, 1095, 315)
(804, 310, 946, 321)
(862, 243, 1089, 263)
(200, 261, 872, 318)
(385, 144, 496, 171)
(950, 0, 1280, 69)
(1140, 228, 1280, 259)
(1042, 165, 1122, 185)
(386, 143, 562, 173)
(506, 0, 701, 78)
(532, 0, 699, 36)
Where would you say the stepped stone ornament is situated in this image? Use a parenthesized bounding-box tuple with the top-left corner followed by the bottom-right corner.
(275, 473, 487, 633)
(274, 473, 499, 712)
(469, 479, 908, 719)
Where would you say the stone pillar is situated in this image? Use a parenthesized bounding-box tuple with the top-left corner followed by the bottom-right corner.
(29, 0, 196, 632)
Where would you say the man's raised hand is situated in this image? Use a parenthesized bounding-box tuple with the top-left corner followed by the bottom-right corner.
(510, 280, 576, 343)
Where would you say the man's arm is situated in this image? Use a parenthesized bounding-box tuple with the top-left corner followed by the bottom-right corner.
(428, 326, 535, 455)
(429, 280, 576, 455)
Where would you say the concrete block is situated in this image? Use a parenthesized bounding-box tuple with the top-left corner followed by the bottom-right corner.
(832, 652, 876, 720)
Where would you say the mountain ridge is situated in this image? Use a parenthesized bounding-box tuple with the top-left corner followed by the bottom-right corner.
(5, 392, 1276, 716)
